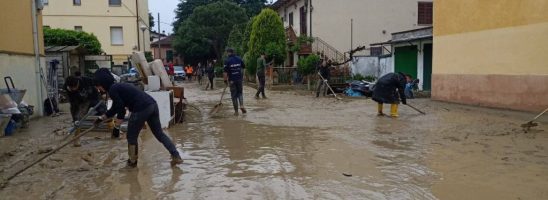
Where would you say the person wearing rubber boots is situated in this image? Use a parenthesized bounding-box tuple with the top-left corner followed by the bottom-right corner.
(93, 68, 183, 168)
(255, 52, 269, 99)
(64, 75, 106, 146)
(223, 48, 247, 115)
(372, 72, 409, 118)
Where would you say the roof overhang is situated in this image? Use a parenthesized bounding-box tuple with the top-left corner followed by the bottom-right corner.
(371, 26, 433, 46)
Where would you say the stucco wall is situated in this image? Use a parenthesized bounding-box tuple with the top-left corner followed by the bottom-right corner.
(0, 0, 44, 55)
(311, 0, 432, 54)
(433, 0, 548, 111)
(42, 0, 150, 64)
(0, 54, 47, 116)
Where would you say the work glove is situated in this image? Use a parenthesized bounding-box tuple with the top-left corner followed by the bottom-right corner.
(93, 116, 104, 126)
(401, 98, 407, 105)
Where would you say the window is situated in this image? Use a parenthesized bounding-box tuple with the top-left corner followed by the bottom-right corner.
(73, 0, 81, 6)
(370, 47, 383, 56)
(43, 0, 48, 5)
(288, 12, 294, 27)
(109, 0, 122, 6)
(110, 27, 124, 45)
(418, 2, 433, 25)
(74, 26, 82, 31)
(299, 6, 307, 35)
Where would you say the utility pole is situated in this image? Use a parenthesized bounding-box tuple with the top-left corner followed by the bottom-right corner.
(157, 13, 162, 60)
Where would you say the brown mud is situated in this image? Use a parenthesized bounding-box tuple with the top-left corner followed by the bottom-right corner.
(0, 81, 546, 199)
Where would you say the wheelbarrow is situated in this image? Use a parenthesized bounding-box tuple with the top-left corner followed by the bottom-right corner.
(0, 77, 26, 104)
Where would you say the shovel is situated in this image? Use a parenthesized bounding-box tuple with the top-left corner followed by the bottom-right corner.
(521, 107, 548, 130)
(210, 84, 228, 114)
(405, 103, 426, 115)
(317, 72, 342, 100)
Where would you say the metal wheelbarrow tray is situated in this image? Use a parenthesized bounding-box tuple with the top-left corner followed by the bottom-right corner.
(1, 77, 26, 104)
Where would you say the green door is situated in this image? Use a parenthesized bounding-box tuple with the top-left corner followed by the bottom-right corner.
(422, 44, 432, 90)
(394, 46, 418, 79)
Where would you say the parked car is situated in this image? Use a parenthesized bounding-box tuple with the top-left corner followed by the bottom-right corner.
(174, 66, 186, 80)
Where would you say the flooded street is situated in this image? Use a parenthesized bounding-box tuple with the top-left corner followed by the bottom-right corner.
(1, 82, 547, 200)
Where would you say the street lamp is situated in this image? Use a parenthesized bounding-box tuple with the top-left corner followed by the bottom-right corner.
(140, 24, 147, 52)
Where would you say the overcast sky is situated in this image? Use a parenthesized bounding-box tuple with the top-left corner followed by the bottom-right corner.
(148, 0, 179, 35)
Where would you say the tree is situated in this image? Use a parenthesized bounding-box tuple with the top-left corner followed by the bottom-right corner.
(297, 54, 320, 89)
(172, 0, 267, 32)
(245, 8, 286, 76)
(234, 0, 268, 17)
(44, 28, 102, 54)
(149, 13, 155, 31)
(173, 0, 217, 32)
(173, 1, 248, 63)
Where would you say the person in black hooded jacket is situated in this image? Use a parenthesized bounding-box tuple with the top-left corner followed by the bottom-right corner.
(93, 68, 183, 168)
(372, 72, 409, 118)
(64, 75, 105, 146)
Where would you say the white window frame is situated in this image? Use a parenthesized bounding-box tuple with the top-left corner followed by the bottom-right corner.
(110, 26, 124, 46)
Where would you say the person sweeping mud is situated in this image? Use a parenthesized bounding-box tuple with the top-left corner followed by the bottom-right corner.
(316, 59, 331, 97)
(93, 68, 183, 168)
(64, 75, 106, 146)
(372, 72, 409, 118)
(223, 48, 247, 115)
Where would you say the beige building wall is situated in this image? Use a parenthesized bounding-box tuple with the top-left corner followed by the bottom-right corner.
(0, 0, 47, 116)
(276, 0, 432, 55)
(43, 0, 150, 65)
(432, 0, 548, 112)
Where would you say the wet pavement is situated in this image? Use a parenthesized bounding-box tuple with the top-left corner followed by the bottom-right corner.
(0, 81, 547, 200)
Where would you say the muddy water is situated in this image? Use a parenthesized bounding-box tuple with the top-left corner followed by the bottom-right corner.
(0, 82, 547, 199)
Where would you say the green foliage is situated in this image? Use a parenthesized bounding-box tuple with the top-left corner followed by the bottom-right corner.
(227, 23, 247, 56)
(44, 28, 102, 54)
(245, 9, 286, 76)
(173, 0, 267, 32)
(351, 73, 365, 81)
(289, 36, 314, 52)
(144, 51, 154, 62)
(297, 54, 320, 76)
(173, 1, 248, 63)
(149, 13, 155, 31)
(364, 75, 377, 82)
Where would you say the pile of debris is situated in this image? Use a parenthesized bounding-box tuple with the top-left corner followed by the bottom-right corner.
(0, 77, 34, 136)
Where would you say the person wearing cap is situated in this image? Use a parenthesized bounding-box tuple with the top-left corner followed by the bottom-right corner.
(223, 48, 247, 115)
(372, 72, 409, 118)
(63, 75, 105, 146)
(93, 68, 183, 168)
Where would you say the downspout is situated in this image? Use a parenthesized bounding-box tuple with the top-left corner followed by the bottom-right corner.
(309, 0, 313, 37)
(136, 0, 140, 51)
(31, 0, 44, 116)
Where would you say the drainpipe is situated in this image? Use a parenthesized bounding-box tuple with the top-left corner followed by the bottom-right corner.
(31, 0, 44, 116)
(136, 0, 140, 51)
(309, 0, 313, 37)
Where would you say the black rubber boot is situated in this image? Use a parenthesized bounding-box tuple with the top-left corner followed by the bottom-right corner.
(123, 144, 138, 169)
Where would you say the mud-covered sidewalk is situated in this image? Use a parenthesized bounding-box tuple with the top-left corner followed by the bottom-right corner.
(0, 82, 547, 200)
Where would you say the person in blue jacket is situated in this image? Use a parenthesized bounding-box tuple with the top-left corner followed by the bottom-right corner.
(93, 68, 183, 168)
(223, 48, 247, 115)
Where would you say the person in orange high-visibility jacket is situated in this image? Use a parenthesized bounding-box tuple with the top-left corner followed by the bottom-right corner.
(185, 65, 194, 81)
